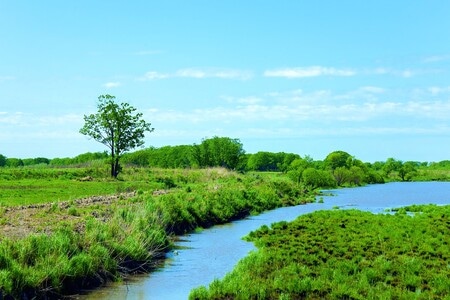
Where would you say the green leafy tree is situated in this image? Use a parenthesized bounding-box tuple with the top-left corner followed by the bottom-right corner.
(192, 136, 244, 169)
(0, 154, 6, 167)
(247, 151, 277, 171)
(33, 157, 50, 165)
(333, 166, 351, 186)
(324, 150, 352, 170)
(383, 158, 402, 178)
(80, 95, 154, 177)
(302, 167, 336, 189)
(348, 166, 365, 185)
(286, 157, 313, 183)
(278, 153, 301, 173)
(398, 161, 417, 181)
(5, 158, 24, 167)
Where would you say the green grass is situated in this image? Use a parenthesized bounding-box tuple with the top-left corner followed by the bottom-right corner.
(0, 167, 150, 206)
(0, 166, 312, 298)
(190, 205, 450, 299)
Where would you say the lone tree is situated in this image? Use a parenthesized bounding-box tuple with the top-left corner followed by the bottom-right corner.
(80, 94, 154, 178)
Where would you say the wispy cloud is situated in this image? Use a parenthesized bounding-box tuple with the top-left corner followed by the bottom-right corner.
(147, 85, 450, 126)
(0, 112, 83, 127)
(221, 95, 263, 105)
(423, 54, 450, 63)
(264, 66, 356, 78)
(140, 71, 170, 80)
(428, 86, 450, 95)
(372, 67, 419, 78)
(149, 99, 450, 125)
(176, 68, 253, 80)
(139, 68, 253, 81)
(0, 76, 15, 82)
(0, 112, 25, 125)
(103, 82, 121, 88)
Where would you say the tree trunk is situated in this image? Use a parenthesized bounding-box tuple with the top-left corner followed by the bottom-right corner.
(114, 157, 120, 178)
(111, 158, 116, 177)
(111, 146, 116, 178)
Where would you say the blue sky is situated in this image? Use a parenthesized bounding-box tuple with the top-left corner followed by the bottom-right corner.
(1, 1, 449, 162)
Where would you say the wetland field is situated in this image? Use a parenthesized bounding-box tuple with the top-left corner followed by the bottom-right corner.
(0, 156, 450, 299)
(0, 165, 310, 299)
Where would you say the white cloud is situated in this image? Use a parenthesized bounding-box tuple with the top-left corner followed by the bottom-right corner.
(268, 89, 332, 105)
(428, 86, 450, 95)
(176, 69, 208, 78)
(400, 69, 414, 78)
(139, 68, 253, 81)
(103, 82, 121, 88)
(0, 112, 25, 125)
(175, 68, 253, 80)
(264, 66, 356, 78)
(140, 71, 170, 80)
(423, 54, 450, 63)
(0, 76, 15, 82)
(148, 90, 450, 126)
(222, 95, 263, 105)
(358, 86, 386, 94)
(0, 112, 83, 127)
(213, 69, 253, 80)
(370, 67, 418, 78)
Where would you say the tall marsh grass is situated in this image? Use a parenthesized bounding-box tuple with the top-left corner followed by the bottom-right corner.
(0, 167, 310, 298)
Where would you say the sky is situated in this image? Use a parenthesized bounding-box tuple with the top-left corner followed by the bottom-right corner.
(1, 1, 450, 162)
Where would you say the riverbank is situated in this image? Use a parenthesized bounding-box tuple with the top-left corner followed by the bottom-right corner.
(0, 168, 313, 299)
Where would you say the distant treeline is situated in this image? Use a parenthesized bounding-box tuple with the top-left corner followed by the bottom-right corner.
(1, 136, 449, 187)
(0, 152, 109, 168)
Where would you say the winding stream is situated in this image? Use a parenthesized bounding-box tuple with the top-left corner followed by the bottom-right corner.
(83, 182, 450, 299)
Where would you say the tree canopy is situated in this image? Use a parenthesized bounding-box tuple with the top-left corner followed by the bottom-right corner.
(192, 136, 245, 169)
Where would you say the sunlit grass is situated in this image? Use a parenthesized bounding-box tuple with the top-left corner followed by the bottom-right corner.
(190, 205, 450, 299)
(0, 166, 311, 298)
(0, 167, 149, 206)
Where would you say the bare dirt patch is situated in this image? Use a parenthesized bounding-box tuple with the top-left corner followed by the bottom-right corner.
(0, 192, 136, 240)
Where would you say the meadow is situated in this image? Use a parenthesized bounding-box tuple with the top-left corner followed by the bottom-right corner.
(190, 205, 450, 299)
(0, 165, 312, 298)
(1, 151, 450, 299)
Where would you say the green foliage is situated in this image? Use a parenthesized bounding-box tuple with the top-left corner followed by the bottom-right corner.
(324, 150, 352, 170)
(192, 136, 245, 169)
(383, 157, 403, 177)
(429, 160, 450, 169)
(0, 154, 6, 167)
(80, 94, 154, 177)
(50, 151, 108, 167)
(67, 206, 79, 216)
(0, 166, 149, 206)
(5, 158, 24, 167)
(122, 145, 194, 168)
(302, 167, 336, 189)
(148, 169, 309, 235)
(286, 157, 311, 182)
(246, 152, 300, 172)
(191, 206, 450, 299)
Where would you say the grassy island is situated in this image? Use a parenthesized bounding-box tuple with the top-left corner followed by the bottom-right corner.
(190, 205, 450, 299)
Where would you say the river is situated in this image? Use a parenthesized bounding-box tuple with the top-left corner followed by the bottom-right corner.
(83, 182, 450, 300)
